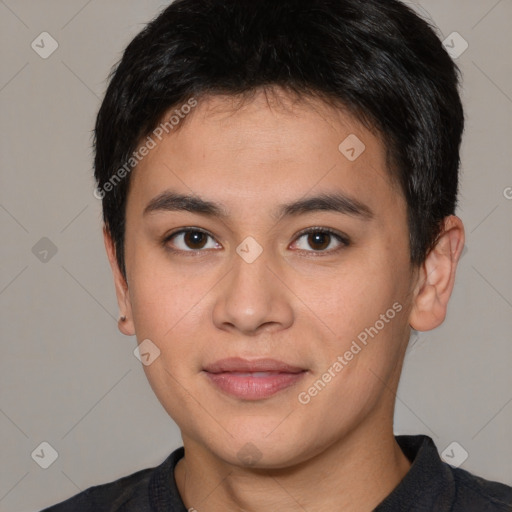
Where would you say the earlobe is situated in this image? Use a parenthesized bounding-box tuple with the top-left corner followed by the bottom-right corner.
(409, 215, 465, 332)
(103, 226, 136, 336)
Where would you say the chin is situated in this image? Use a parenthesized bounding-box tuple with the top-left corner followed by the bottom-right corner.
(200, 421, 323, 470)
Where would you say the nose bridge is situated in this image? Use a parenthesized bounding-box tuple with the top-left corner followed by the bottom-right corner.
(212, 246, 293, 334)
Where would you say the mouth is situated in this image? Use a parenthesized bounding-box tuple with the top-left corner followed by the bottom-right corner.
(203, 357, 307, 400)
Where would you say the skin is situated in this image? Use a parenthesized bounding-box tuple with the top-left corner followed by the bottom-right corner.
(104, 87, 465, 511)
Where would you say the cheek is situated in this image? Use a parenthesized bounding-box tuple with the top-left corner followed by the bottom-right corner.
(293, 251, 410, 394)
(128, 248, 209, 334)
(295, 304, 408, 437)
(291, 254, 399, 339)
(127, 255, 222, 385)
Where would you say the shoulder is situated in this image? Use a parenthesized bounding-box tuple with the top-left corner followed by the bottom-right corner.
(450, 465, 512, 511)
(40, 466, 154, 512)
(391, 435, 511, 511)
(39, 450, 181, 512)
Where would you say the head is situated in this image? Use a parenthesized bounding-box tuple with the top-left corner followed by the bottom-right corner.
(95, 0, 465, 467)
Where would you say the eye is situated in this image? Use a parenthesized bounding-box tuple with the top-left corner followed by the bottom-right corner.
(164, 228, 221, 252)
(291, 228, 349, 253)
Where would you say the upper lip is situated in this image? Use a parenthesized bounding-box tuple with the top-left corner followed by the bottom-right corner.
(203, 357, 306, 374)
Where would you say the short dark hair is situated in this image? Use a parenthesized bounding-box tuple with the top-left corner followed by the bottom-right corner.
(94, 0, 464, 280)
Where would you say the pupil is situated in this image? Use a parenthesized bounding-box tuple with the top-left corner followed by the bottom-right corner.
(185, 231, 206, 249)
(309, 232, 330, 250)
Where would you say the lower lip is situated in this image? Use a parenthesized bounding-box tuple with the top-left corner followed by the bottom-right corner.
(204, 371, 307, 400)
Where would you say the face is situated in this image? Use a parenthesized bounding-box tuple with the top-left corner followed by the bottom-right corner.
(115, 89, 418, 468)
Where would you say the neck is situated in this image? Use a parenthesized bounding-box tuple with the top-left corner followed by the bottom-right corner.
(174, 420, 411, 512)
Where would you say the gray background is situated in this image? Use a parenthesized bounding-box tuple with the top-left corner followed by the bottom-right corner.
(0, 1, 511, 510)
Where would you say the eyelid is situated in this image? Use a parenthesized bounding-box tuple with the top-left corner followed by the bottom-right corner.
(165, 226, 210, 238)
(294, 226, 350, 243)
(163, 227, 221, 254)
(163, 226, 210, 242)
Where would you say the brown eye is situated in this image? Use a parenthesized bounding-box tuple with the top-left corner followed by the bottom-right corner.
(165, 229, 220, 252)
(292, 228, 349, 253)
(307, 232, 331, 251)
(183, 231, 208, 249)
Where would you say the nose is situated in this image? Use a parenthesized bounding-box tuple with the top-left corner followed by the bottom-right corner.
(212, 248, 294, 335)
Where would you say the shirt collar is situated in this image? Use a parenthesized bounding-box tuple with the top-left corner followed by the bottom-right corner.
(374, 435, 456, 511)
(148, 435, 454, 511)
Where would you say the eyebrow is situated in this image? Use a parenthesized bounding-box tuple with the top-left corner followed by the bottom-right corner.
(143, 190, 374, 221)
(276, 192, 373, 221)
(144, 191, 228, 218)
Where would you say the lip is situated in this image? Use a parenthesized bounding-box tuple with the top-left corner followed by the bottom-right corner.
(203, 357, 307, 400)
(204, 357, 305, 374)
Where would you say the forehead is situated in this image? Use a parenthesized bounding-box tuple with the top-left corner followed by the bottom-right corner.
(128, 89, 402, 219)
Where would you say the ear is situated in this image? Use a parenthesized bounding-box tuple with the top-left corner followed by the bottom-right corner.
(103, 226, 135, 336)
(409, 215, 465, 332)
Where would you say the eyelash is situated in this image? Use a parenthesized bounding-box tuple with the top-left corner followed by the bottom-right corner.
(162, 227, 350, 256)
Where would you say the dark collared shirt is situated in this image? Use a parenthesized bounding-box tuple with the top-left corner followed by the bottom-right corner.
(41, 435, 512, 511)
